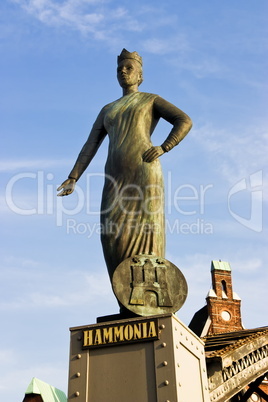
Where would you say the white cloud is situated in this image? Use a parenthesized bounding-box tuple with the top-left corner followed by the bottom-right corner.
(191, 124, 268, 190)
(12, 0, 105, 35)
(6, 255, 41, 268)
(12, 0, 145, 38)
(0, 349, 17, 370)
(0, 158, 72, 172)
(0, 359, 67, 400)
(0, 260, 114, 311)
(142, 35, 190, 55)
(18, 0, 102, 22)
(232, 257, 262, 273)
(10, 0, 188, 50)
(167, 250, 267, 327)
(172, 55, 226, 79)
(24, 271, 114, 309)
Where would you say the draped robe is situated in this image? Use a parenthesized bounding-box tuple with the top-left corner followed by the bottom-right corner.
(101, 92, 164, 279)
(68, 91, 192, 281)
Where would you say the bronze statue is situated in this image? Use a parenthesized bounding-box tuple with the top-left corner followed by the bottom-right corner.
(57, 49, 192, 284)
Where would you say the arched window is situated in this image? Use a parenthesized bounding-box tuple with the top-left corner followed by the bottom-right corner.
(221, 280, 228, 297)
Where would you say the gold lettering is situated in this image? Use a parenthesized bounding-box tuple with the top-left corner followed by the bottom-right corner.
(83, 330, 93, 347)
(94, 329, 103, 345)
(83, 320, 158, 348)
(142, 322, 147, 338)
(124, 324, 134, 341)
(114, 325, 124, 341)
(133, 323, 142, 339)
(148, 321, 157, 337)
(103, 327, 113, 343)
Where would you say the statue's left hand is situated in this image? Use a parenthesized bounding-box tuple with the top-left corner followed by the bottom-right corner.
(142, 146, 165, 163)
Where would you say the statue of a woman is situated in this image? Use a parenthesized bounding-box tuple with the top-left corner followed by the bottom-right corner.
(57, 49, 192, 283)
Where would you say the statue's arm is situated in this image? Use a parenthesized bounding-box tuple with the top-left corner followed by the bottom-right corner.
(57, 107, 107, 196)
(142, 96, 192, 163)
(155, 96, 192, 152)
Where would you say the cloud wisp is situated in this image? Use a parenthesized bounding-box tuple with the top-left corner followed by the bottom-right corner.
(191, 124, 268, 188)
(11, 0, 145, 38)
(0, 158, 74, 172)
(11, 0, 192, 58)
(0, 260, 114, 312)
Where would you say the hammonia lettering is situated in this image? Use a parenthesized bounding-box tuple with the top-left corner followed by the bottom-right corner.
(83, 319, 158, 348)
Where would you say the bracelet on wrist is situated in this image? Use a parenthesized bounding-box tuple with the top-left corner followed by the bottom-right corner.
(161, 143, 170, 153)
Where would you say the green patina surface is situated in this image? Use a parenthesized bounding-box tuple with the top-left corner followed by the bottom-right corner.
(211, 260, 231, 272)
(25, 377, 67, 402)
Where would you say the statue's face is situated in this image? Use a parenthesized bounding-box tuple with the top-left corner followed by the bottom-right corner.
(117, 59, 142, 88)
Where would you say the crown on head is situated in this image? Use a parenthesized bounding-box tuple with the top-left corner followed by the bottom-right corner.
(117, 48, 143, 66)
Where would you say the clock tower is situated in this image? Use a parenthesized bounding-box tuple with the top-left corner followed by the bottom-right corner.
(206, 260, 243, 335)
(189, 260, 243, 336)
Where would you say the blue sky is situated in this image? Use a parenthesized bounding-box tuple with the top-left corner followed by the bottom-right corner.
(1, 0, 267, 400)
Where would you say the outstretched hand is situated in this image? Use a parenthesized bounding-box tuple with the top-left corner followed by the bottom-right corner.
(142, 146, 165, 163)
(57, 178, 76, 196)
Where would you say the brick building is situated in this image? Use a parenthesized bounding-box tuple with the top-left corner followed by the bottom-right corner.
(189, 260, 268, 402)
(189, 260, 243, 336)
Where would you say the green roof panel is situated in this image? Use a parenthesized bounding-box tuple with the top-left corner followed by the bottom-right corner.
(211, 260, 231, 272)
(25, 377, 67, 402)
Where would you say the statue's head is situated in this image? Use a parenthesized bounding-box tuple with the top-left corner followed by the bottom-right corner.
(117, 49, 143, 87)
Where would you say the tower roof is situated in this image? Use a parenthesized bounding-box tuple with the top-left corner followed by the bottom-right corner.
(24, 378, 67, 402)
(211, 260, 231, 272)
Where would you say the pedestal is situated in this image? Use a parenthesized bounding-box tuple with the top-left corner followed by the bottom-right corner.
(68, 314, 209, 402)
